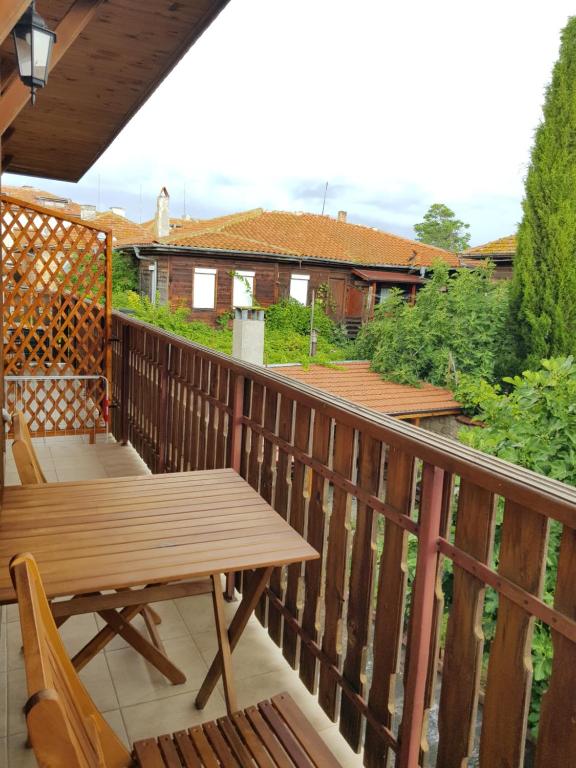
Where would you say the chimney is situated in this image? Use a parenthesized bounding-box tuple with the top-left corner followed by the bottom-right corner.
(232, 308, 265, 366)
(80, 204, 97, 220)
(155, 187, 170, 239)
(110, 206, 126, 218)
(337, 210, 347, 223)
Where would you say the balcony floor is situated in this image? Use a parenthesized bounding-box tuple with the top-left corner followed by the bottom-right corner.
(1, 435, 362, 767)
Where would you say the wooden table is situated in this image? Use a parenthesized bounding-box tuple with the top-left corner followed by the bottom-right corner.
(0, 468, 318, 714)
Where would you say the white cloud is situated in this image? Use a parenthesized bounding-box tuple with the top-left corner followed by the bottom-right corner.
(4, 0, 573, 244)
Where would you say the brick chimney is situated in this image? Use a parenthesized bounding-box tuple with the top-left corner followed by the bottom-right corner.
(337, 210, 347, 223)
(155, 187, 170, 239)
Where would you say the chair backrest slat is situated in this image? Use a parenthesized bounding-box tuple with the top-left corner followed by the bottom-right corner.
(10, 553, 131, 768)
(12, 411, 47, 484)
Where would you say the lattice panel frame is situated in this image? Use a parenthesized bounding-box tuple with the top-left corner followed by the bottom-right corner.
(1, 194, 112, 436)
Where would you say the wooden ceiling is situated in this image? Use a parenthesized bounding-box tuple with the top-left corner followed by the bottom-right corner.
(0, 0, 230, 181)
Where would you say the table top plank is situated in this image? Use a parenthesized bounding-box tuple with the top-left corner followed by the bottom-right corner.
(0, 469, 318, 603)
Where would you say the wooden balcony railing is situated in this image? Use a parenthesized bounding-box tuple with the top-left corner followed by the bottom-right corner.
(111, 310, 576, 768)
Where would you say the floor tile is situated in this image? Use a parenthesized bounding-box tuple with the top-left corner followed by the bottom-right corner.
(97, 601, 189, 651)
(320, 725, 365, 766)
(193, 619, 287, 682)
(121, 687, 227, 744)
(102, 709, 130, 748)
(175, 592, 237, 636)
(7, 735, 36, 768)
(55, 465, 110, 482)
(106, 635, 209, 708)
(0, 671, 6, 739)
(7, 668, 27, 736)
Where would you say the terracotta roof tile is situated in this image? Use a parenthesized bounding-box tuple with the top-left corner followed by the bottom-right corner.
(465, 235, 516, 257)
(1, 185, 81, 216)
(92, 211, 154, 246)
(162, 210, 458, 268)
(275, 361, 461, 417)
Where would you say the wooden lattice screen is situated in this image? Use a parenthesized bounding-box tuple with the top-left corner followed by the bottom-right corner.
(1, 194, 111, 438)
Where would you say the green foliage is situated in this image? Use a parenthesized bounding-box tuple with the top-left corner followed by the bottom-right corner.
(458, 356, 576, 736)
(459, 356, 576, 483)
(111, 251, 138, 304)
(506, 17, 576, 372)
(413, 203, 471, 252)
(116, 293, 353, 365)
(356, 263, 508, 387)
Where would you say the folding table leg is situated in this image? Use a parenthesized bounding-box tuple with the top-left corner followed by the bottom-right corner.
(72, 604, 186, 685)
(97, 608, 186, 685)
(195, 566, 273, 710)
(211, 574, 238, 715)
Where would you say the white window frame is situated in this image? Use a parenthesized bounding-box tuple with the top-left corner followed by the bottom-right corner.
(289, 273, 310, 305)
(193, 267, 217, 309)
(232, 270, 255, 307)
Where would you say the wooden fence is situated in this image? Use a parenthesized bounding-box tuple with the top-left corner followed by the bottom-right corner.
(1, 194, 111, 437)
(111, 310, 576, 768)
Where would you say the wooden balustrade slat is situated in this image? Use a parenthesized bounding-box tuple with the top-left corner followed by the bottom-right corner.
(340, 432, 381, 751)
(364, 446, 415, 768)
(436, 481, 496, 768)
(268, 395, 294, 645)
(318, 423, 355, 721)
(419, 471, 454, 767)
(299, 412, 332, 693)
(247, 383, 265, 493)
(190, 354, 203, 472)
(534, 525, 576, 768)
(215, 366, 229, 469)
(479, 501, 549, 768)
(255, 388, 279, 624)
(197, 358, 210, 471)
(206, 361, 220, 470)
(282, 403, 312, 668)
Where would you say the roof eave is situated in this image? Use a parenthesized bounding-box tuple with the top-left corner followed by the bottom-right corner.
(120, 242, 457, 270)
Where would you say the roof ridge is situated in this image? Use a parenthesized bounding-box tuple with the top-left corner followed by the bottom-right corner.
(252, 209, 456, 257)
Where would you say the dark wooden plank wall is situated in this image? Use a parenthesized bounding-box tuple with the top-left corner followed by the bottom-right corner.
(139, 254, 365, 324)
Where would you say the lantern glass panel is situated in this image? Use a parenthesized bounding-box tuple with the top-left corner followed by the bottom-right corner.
(14, 29, 32, 79)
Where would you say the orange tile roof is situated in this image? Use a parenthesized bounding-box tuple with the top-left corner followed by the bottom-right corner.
(1, 185, 81, 216)
(465, 235, 516, 257)
(161, 209, 458, 268)
(92, 211, 154, 247)
(275, 361, 461, 418)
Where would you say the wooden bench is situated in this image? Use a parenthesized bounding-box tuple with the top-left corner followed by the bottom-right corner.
(10, 552, 342, 767)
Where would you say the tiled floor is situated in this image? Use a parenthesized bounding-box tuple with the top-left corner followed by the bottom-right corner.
(1, 434, 362, 766)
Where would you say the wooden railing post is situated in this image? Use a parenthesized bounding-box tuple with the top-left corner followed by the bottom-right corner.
(120, 322, 131, 446)
(156, 341, 170, 474)
(398, 463, 445, 768)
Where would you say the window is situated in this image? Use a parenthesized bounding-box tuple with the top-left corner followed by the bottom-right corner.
(193, 267, 216, 309)
(289, 274, 310, 305)
(232, 270, 255, 307)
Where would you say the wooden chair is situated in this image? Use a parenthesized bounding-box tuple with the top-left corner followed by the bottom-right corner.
(12, 410, 47, 484)
(10, 552, 341, 767)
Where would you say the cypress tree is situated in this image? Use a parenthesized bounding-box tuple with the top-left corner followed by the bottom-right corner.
(507, 17, 576, 372)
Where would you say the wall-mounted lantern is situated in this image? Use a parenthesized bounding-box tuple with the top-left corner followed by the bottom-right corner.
(12, 2, 57, 104)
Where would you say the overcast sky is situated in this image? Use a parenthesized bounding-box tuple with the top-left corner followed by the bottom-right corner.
(3, 0, 574, 245)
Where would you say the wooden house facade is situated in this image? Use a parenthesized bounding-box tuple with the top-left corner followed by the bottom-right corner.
(124, 206, 458, 333)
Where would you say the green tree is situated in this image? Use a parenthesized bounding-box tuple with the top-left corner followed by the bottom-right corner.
(413, 203, 471, 252)
(506, 17, 576, 372)
(356, 263, 508, 387)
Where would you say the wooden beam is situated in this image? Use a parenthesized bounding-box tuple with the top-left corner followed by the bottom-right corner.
(0, 0, 105, 136)
(0, 1, 30, 48)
